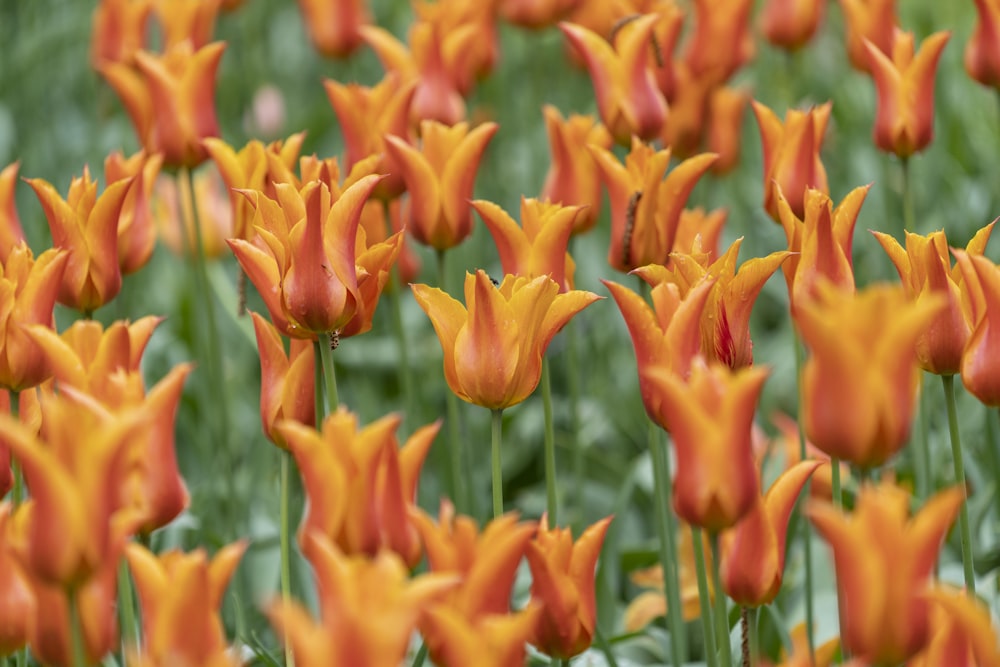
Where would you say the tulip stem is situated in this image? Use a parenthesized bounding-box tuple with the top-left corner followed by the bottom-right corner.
(411, 642, 428, 667)
(942, 374, 976, 594)
(279, 450, 296, 667)
(491, 408, 504, 519)
(690, 527, 718, 667)
(542, 359, 559, 527)
(388, 265, 415, 424)
(9, 390, 22, 509)
(741, 606, 759, 667)
(317, 334, 339, 413)
(117, 559, 138, 659)
(567, 309, 584, 522)
(710, 533, 732, 667)
(914, 375, 932, 501)
(69, 588, 87, 667)
(649, 423, 688, 667)
(900, 157, 915, 235)
(437, 249, 467, 515)
(792, 332, 816, 664)
(312, 341, 324, 430)
(831, 457, 842, 509)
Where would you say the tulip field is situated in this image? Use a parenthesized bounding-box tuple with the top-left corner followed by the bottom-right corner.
(3, 0, 1000, 665)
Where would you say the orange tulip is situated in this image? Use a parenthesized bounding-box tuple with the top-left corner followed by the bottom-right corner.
(910, 586, 1000, 666)
(872, 223, 994, 375)
(421, 604, 542, 667)
(525, 515, 612, 659)
(152, 166, 234, 260)
(839, 0, 897, 71)
(864, 29, 950, 158)
(383, 120, 497, 251)
(760, 0, 825, 52)
(0, 244, 68, 392)
(671, 207, 727, 263)
(90, 0, 151, 67)
(644, 358, 768, 531)
(100, 41, 225, 168)
(105, 150, 163, 275)
(753, 100, 831, 221)
(589, 138, 717, 272)
(707, 86, 750, 174)
(412, 0, 500, 94)
(359, 196, 421, 285)
(808, 481, 964, 665)
(500, 0, 582, 29)
(659, 62, 714, 160)
(0, 162, 25, 262)
(297, 0, 370, 58)
(339, 223, 404, 339)
(682, 0, 755, 87)
(412, 271, 600, 410)
(252, 312, 315, 449)
(953, 250, 1000, 406)
(126, 541, 246, 667)
(151, 0, 220, 51)
(27, 169, 132, 314)
(540, 105, 613, 235)
(765, 624, 840, 667)
(268, 532, 456, 667)
(276, 407, 438, 568)
(474, 197, 582, 291)
(796, 282, 944, 468)
(0, 504, 34, 655)
(560, 15, 668, 144)
(966, 0, 1000, 89)
(719, 461, 821, 606)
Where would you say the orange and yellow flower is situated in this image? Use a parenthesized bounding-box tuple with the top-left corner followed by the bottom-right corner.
(760, 0, 825, 52)
(0, 162, 25, 262)
(0, 504, 34, 655)
(839, 0, 898, 71)
(910, 586, 1000, 666)
(421, 604, 542, 667)
(151, 0, 220, 51)
(297, 0, 370, 58)
(251, 312, 315, 449)
(500, 0, 581, 29)
(953, 250, 1000, 406)
(104, 150, 163, 275)
(681, 0, 755, 87)
(966, 0, 1000, 89)
(90, 0, 151, 68)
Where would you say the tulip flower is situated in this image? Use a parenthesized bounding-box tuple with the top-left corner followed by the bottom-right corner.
(966, 0, 1000, 89)
(99, 41, 225, 168)
(383, 120, 497, 251)
(412, 271, 600, 410)
(753, 100, 831, 221)
(0, 244, 68, 392)
(635, 238, 791, 369)
(719, 461, 821, 606)
(776, 185, 868, 311)
(796, 282, 944, 468)
(90, 0, 151, 67)
(0, 162, 25, 262)
(643, 358, 768, 531)
(276, 407, 438, 568)
(682, 0, 755, 87)
(707, 86, 750, 174)
(760, 0, 825, 52)
(360, 196, 421, 285)
(560, 15, 668, 144)
(500, 0, 582, 29)
(525, 515, 612, 659)
(872, 223, 994, 375)
(27, 169, 132, 315)
(267, 532, 457, 667)
(671, 207, 727, 263)
(808, 481, 964, 665)
(474, 197, 581, 291)
(151, 0, 220, 51)
(252, 312, 315, 449)
(338, 225, 404, 339)
(589, 138, 717, 272)
(540, 105, 613, 234)
(953, 250, 1000, 406)
(411, 0, 499, 93)
(0, 504, 34, 655)
(297, 0, 370, 58)
(126, 541, 246, 667)
(840, 0, 897, 71)
(659, 63, 715, 160)
(910, 586, 1000, 666)
(421, 604, 542, 667)
(104, 150, 162, 275)
(864, 29, 950, 158)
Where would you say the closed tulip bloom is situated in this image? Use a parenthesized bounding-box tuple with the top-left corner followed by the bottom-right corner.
(910, 586, 1000, 666)
(840, 0, 897, 71)
(953, 250, 1000, 406)
(796, 283, 944, 468)
(707, 86, 750, 174)
(384, 121, 497, 251)
(412, 271, 600, 410)
(753, 100, 831, 221)
(90, 0, 151, 67)
(27, 169, 132, 315)
(966, 0, 1000, 89)
(760, 0, 825, 52)
(526, 516, 612, 659)
(422, 604, 542, 667)
(683, 0, 755, 86)
(105, 150, 162, 275)
(560, 15, 668, 144)
(873, 223, 994, 375)
(126, 541, 246, 667)
(500, 0, 582, 29)
(0, 504, 34, 655)
(865, 30, 950, 158)
(0, 163, 25, 262)
(251, 312, 315, 449)
(719, 461, 821, 606)
(644, 359, 768, 531)
(152, 0, 220, 50)
(540, 106, 612, 234)
(0, 245, 68, 392)
(100, 41, 225, 168)
(808, 482, 964, 665)
(298, 0, 370, 58)
(412, 0, 500, 93)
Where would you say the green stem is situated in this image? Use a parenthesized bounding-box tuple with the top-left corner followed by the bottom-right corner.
(117, 559, 138, 659)
(542, 359, 559, 527)
(593, 625, 620, 667)
(648, 423, 687, 667)
(831, 458, 842, 510)
(279, 451, 296, 667)
(69, 588, 87, 667)
(559, 659, 572, 667)
(317, 334, 339, 413)
(491, 408, 504, 519)
(388, 265, 415, 424)
(915, 373, 932, 501)
(901, 157, 915, 236)
(412, 643, 428, 667)
(746, 607, 759, 667)
(437, 249, 466, 514)
(710, 533, 732, 667)
(942, 374, 975, 593)
(312, 341, 324, 430)
(691, 527, 718, 667)
(792, 332, 816, 664)
(9, 390, 22, 509)
(567, 310, 583, 523)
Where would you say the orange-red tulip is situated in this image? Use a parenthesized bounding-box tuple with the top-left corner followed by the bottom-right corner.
(643, 358, 768, 531)
(540, 105, 612, 234)
(707, 86, 750, 174)
(412, 271, 600, 410)
(0, 244, 68, 392)
(90, 0, 151, 67)
(864, 29, 950, 158)
(100, 41, 225, 168)
(560, 15, 668, 144)
(152, 0, 220, 51)
(589, 138, 717, 272)
(27, 169, 132, 314)
(953, 250, 1000, 406)
(105, 150, 163, 275)
(421, 604, 542, 667)
(252, 312, 315, 449)
(0, 504, 34, 655)
(839, 0, 897, 71)
(500, 0, 582, 29)
(760, 0, 825, 52)
(808, 481, 964, 665)
(359, 196, 421, 285)
(384, 120, 497, 251)
(0, 163, 25, 262)
(298, 0, 370, 58)
(671, 207, 727, 263)
(753, 100, 831, 221)
(873, 223, 994, 375)
(412, 0, 500, 94)
(525, 516, 612, 659)
(682, 0, 755, 87)
(339, 223, 404, 339)
(796, 282, 944, 468)
(966, 0, 1000, 89)
(910, 586, 1000, 666)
